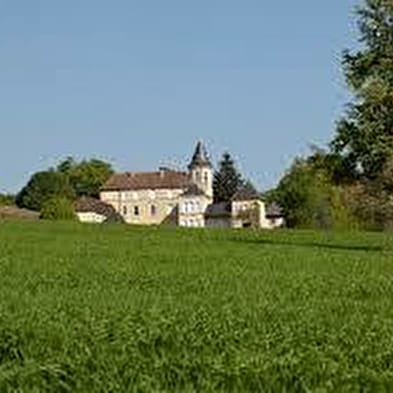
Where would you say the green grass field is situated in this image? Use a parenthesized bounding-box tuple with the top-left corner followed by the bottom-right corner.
(1, 221, 393, 392)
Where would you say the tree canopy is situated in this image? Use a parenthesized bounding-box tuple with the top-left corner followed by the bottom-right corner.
(57, 157, 114, 198)
(332, 0, 393, 179)
(16, 157, 114, 211)
(16, 170, 75, 211)
(271, 0, 393, 230)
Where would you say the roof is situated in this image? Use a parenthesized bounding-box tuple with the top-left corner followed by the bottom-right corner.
(232, 185, 260, 201)
(181, 183, 206, 197)
(188, 141, 212, 169)
(205, 202, 232, 218)
(74, 197, 117, 216)
(74, 197, 125, 223)
(101, 171, 190, 191)
(266, 202, 283, 218)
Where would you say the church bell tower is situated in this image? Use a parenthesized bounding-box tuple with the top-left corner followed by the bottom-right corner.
(188, 141, 213, 199)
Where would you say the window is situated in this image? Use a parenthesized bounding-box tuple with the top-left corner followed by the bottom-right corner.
(204, 172, 209, 184)
(195, 201, 201, 212)
(122, 206, 127, 216)
(151, 205, 156, 216)
(134, 206, 139, 216)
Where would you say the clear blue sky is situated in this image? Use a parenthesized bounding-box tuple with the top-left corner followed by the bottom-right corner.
(0, 0, 359, 193)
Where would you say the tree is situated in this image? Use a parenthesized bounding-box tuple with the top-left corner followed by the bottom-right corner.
(213, 152, 244, 203)
(40, 196, 76, 220)
(272, 156, 358, 229)
(16, 170, 75, 211)
(57, 158, 113, 197)
(332, 0, 393, 179)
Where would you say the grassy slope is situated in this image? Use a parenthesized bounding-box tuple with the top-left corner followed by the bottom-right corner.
(1, 221, 393, 392)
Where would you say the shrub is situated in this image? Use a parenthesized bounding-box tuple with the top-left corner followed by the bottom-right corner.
(40, 197, 76, 221)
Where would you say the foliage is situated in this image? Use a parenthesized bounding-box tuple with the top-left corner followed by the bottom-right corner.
(0, 193, 15, 206)
(15, 170, 75, 211)
(15, 158, 113, 211)
(40, 196, 76, 221)
(341, 179, 393, 230)
(1, 222, 393, 391)
(332, 0, 393, 179)
(272, 0, 393, 229)
(272, 155, 358, 229)
(57, 157, 113, 198)
(213, 152, 244, 203)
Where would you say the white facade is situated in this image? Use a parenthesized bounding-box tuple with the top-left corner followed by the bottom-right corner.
(76, 212, 107, 224)
(178, 194, 212, 228)
(98, 142, 284, 229)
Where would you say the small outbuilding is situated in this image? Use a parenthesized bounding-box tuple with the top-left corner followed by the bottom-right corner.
(74, 197, 124, 224)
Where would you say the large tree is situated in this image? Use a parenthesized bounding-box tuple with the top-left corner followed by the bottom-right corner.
(213, 152, 244, 203)
(16, 170, 75, 211)
(332, 0, 393, 179)
(15, 157, 114, 211)
(57, 157, 113, 197)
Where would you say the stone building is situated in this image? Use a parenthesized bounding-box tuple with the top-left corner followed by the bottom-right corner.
(98, 142, 283, 229)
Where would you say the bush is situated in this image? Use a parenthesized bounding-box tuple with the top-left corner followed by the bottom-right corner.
(0, 194, 15, 206)
(40, 197, 76, 221)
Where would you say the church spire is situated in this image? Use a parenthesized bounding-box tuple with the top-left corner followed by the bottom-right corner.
(188, 141, 212, 170)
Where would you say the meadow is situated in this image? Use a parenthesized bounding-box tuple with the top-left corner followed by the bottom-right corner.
(1, 221, 393, 392)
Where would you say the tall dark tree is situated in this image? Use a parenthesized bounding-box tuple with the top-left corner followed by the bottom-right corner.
(213, 152, 244, 203)
(332, 0, 393, 179)
(16, 170, 75, 211)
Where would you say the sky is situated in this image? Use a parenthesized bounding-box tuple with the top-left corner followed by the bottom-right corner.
(0, 0, 359, 193)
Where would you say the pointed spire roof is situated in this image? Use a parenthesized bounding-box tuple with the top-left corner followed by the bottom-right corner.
(188, 141, 212, 169)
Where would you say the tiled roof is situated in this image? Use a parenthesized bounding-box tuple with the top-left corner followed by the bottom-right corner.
(232, 186, 260, 201)
(101, 171, 190, 191)
(205, 202, 232, 217)
(74, 197, 117, 217)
